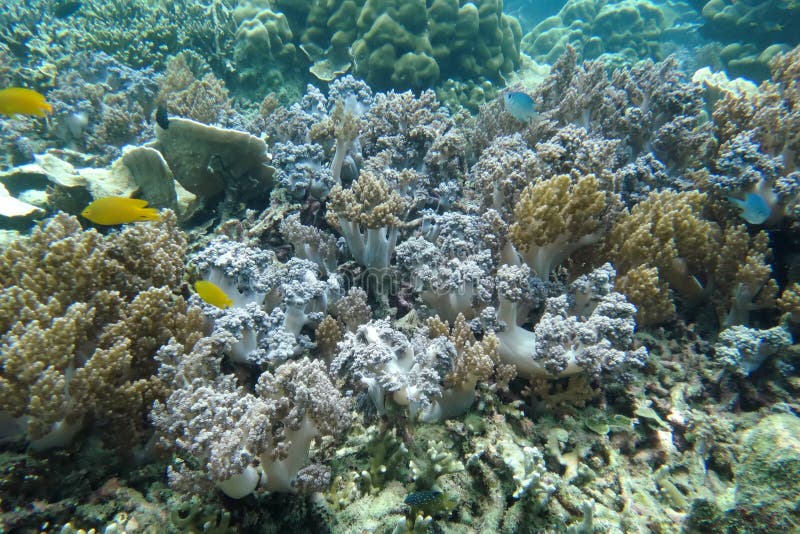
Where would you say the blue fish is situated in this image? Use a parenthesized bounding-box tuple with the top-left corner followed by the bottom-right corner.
(503, 91, 537, 122)
(728, 192, 771, 224)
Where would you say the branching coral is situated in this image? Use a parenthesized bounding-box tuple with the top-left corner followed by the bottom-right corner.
(421, 314, 512, 421)
(331, 318, 454, 420)
(700, 47, 800, 221)
(494, 263, 646, 378)
(359, 89, 453, 169)
(712, 225, 778, 327)
(157, 53, 237, 126)
(713, 323, 793, 376)
(0, 212, 203, 449)
(190, 237, 339, 365)
(396, 210, 501, 322)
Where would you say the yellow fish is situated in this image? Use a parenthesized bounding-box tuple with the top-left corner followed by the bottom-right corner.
(81, 197, 159, 225)
(194, 280, 233, 309)
(0, 87, 53, 117)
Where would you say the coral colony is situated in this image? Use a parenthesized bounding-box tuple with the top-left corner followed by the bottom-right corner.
(1, 0, 800, 532)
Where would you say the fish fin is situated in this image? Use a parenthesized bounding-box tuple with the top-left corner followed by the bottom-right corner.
(138, 207, 160, 221)
(128, 198, 150, 207)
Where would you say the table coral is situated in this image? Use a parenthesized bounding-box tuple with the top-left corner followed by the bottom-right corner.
(0, 211, 203, 449)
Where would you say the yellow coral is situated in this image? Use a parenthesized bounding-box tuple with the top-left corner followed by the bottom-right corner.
(429, 314, 511, 392)
(510, 173, 606, 278)
(315, 315, 343, 363)
(713, 225, 777, 327)
(328, 170, 406, 229)
(778, 283, 800, 324)
(615, 264, 674, 325)
(606, 190, 719, 322)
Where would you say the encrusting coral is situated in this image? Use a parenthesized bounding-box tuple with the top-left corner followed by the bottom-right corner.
(0, 211, 204, 449)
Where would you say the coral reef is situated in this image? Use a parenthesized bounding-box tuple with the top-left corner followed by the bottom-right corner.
(522, 0, 702, 67)
(697, 0, 800, 80)
(2, 5, 800, 531)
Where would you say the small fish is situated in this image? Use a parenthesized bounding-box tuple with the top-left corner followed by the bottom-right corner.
(155, 103, 169, 130)
(503, 91, 537, 122)
(404, 490, 442, 508)
(0, 87, 53, 117)
(81, 197, 159, 225)
(194, 280, 233, 309)
(728, 192, 771, 225)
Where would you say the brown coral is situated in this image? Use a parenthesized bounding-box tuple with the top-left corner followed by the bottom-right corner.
(510, 172, 607, 279)
(606, 190, 719, 324)
(328, 170, 406, 230)
(0, 211, 203, 447)
(429, 314, 513, 393)
(712, 225, 778, 327)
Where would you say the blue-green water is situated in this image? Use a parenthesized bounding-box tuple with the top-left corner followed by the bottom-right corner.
(0, 1, 799, 532)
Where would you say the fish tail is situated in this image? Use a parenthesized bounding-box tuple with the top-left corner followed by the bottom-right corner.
(139, 207, 160, 221)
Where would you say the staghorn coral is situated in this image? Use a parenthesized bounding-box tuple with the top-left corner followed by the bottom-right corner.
(0, 211, 203, 449)
(76, 0, 236, 72)
(510, 173, 608, 280)
(778, 283, 800, 324)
